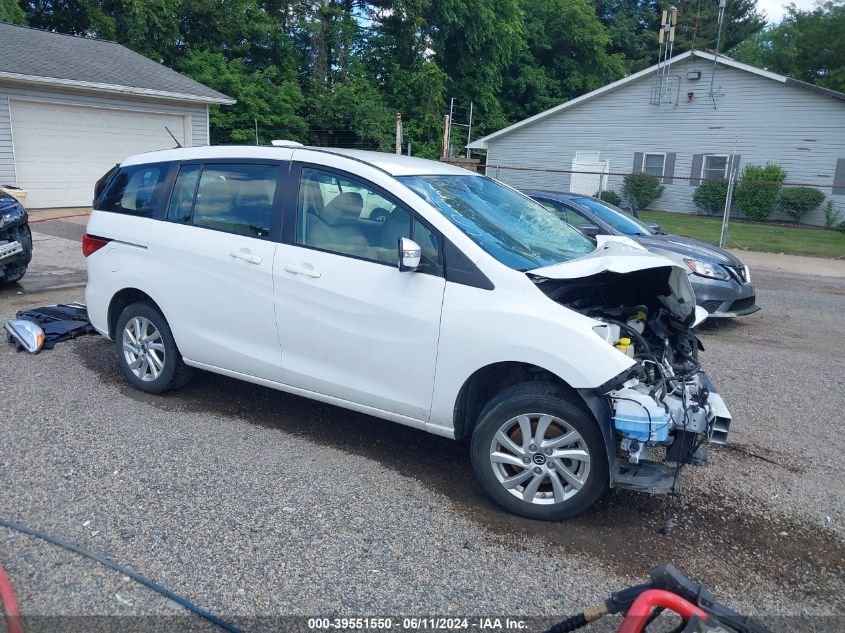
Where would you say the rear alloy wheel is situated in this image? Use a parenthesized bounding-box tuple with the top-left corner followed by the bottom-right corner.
(471, 382, 607, 520)
(115, 302, 192, 394)
(122, 316, 166, 383)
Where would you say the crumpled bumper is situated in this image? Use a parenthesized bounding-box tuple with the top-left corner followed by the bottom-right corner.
(0, 240, 24, 263)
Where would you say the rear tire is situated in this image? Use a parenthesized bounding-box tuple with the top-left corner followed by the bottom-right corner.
(470, 382, 608, 521)
(115, 302, 192, 394)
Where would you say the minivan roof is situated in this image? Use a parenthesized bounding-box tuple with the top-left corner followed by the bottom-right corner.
(120, 145, 475, 177)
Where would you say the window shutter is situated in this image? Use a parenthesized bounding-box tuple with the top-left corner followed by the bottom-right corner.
(632, 152, 644, 174)
(690, 154, 703, 186)
(834, 159, 845, 196)
(663, 153, 676, 184)
(730, 154, 742, 179)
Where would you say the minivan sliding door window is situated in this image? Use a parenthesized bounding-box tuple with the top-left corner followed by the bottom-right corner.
(168, 163, 279, 239)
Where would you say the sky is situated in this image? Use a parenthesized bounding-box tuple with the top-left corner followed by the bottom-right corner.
(756, 0, 819, 22)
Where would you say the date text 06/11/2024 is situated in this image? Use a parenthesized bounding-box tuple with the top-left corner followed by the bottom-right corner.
(307, 617, 529, 631)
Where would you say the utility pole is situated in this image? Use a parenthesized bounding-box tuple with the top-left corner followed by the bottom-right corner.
(710, 0, 727, 107)
(395, 113, 402, 155)
(719, 130, 739, 248)
(448, 98, 455, 158)
(441, 115, 450, 160)
(254, 116, 259, 145)
(465, 101, 474, 158)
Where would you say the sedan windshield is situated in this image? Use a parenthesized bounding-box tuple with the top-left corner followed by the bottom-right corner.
(398, 175, 594, 270)
(570, 197, 656, 236)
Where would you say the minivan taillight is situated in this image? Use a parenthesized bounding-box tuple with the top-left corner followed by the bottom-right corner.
(82, 234, 111, 257)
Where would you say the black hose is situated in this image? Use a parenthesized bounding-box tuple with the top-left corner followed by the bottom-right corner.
(543, 612, 589, 633)
(0, 517, 242, 633)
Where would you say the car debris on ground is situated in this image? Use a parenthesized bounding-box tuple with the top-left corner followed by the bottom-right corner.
(4, 303, 96, 353)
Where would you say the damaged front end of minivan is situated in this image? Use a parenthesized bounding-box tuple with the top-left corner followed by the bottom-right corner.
(531, 237, 732, 495)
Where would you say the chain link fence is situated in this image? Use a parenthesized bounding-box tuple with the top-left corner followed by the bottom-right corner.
(482, 163, 844, 230)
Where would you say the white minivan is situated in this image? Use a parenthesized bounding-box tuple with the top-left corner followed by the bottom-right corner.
(84, 145, 732, 520)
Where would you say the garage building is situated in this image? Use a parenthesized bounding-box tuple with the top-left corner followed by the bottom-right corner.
(0, 22, 234, 209)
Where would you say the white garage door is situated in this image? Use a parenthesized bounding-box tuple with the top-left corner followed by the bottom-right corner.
(11, 100, 188, 208)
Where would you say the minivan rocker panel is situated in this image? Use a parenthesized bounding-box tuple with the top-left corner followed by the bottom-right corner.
(85, 146, 731, 521)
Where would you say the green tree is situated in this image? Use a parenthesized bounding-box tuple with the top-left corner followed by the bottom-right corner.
(595, 0, 658, 72)
(501, 0, 626, 122)
(426, 0, 525, 133)
(21, 0, 115, 37)
(732, 1, 845, 93)
(364, 1, 448, 157)
(0, 0, 26, 23)
(671, 0, 765, 54)
(305, 71, 394, 149)
(179, 49, 307, 145)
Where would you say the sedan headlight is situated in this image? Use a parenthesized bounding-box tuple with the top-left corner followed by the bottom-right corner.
(0, 205, 24, 230)
(684, 258, 729, 280)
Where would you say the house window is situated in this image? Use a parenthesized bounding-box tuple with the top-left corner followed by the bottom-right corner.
(702, 155, 729, 180)
(642, 153, 666, 178)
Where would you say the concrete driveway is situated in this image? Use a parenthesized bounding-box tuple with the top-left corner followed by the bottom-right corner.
(1, 217, 844, 631)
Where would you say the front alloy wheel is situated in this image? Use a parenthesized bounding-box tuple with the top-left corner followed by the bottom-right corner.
(490, 413, 591, 505)
(471, 382, 608, 520)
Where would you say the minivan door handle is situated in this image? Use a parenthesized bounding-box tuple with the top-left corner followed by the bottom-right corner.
(283, 263, 321, 279)
(229, 249, 262, 265)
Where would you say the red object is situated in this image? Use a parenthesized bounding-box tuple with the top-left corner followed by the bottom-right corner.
(82, 234, 111, 257)
(29, 212, 91, 224)
(618, 589, 708, 633)
(0, 562, 24, 633)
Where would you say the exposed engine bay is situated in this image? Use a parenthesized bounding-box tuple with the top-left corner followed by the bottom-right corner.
(533, 264, 732, 494)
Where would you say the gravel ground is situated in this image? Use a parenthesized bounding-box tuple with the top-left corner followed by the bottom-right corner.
(1, 224, 843, 632)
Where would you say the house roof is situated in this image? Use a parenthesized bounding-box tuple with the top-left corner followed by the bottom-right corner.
(0, 22, 235, 105)
(467, 50, 845, 149)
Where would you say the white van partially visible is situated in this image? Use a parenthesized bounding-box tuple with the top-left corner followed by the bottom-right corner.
(85, 146, 731, 520)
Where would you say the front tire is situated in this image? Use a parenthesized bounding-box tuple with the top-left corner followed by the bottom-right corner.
(470, 382, 608, 521)
(0, 264, 27, 285)
(115, 302, 192, 394)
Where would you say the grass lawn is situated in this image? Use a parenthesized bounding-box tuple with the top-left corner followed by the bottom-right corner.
(639, 210, 845, 259)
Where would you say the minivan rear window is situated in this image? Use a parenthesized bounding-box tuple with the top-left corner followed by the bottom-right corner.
(98, 165, 166, 218)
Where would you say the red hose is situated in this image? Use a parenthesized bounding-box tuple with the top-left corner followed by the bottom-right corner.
(0, 562, 24, 633)
(618, 589, 707, 633)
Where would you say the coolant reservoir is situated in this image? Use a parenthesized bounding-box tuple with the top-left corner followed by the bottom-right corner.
(626, 309, 647, 334)
(611, 388, 670, 443)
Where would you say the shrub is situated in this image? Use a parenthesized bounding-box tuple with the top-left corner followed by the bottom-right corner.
(693, 179, 729, 215)
(824, 201, 842, 230)
(778, 187, 825, 223)
(597, 189, 622, 206)
(733, 163, 786, 221)
(621, 173, 664, 209)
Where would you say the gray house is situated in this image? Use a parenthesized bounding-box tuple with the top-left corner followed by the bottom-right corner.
(468, 50, 845, 226)
(0, 22, 234, 208)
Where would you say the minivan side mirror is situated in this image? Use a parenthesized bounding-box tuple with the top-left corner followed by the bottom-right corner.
(398, 237, 422, 272)
(579, 224, 602, 237)
(648, 222, 661, 233)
